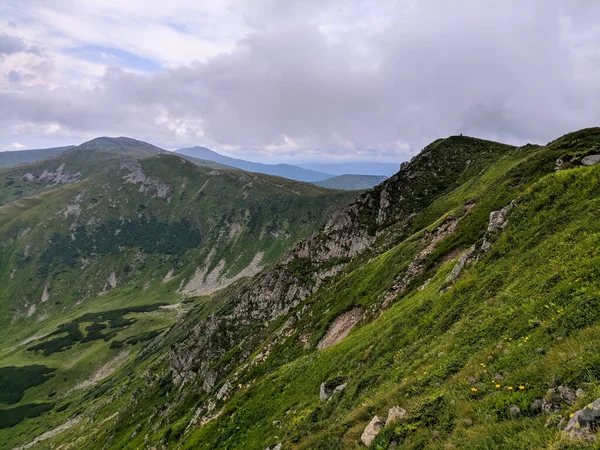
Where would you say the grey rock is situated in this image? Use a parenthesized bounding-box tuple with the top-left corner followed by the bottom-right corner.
(542, 386, 577, 413)
(320, 382, 332, 401)
(565, 398, 600, 441)
(582, 155, 600, 166)
(361, 415, 384, 447)
(385, 406, 407, 426)
(445, 244, 477, 284)
(487, 201, 515, 233)
(333, 383, 347, 395)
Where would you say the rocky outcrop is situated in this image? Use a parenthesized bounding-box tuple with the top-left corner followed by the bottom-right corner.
(361, 416, 384, 447)
(565, 398, 600, 441)
(320, 379, 347, 401)
(385, 406, 407, 426)
(582, 155, 600, 166)
(541, 386, 578, 413)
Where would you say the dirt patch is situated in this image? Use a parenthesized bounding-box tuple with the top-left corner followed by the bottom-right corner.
(317, 308, 364, 350)
(71, 351, 130, 391)
(14, 416, 82, 450)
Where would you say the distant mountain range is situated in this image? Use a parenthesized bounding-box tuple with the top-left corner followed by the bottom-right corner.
(299, 161, 400, 177)
(175, 146, 332, 182)
(313, 174, 388, 190)
(0, 140, 394, 190)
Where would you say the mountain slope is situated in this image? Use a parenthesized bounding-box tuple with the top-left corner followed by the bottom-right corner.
(0, 146, 75, 168)
(314, 174, 387, 190)
(0, 142, 359, 449)
(5, 129, 600, 449)
(175, 146, 332, 182)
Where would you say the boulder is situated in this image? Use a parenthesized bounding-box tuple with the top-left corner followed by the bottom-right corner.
(385, 406, 407, 426)
(333, 383, 347, 395)
(361, 415, 384, 447)
(487, 201, 515, 233)
(582, 155, 600, 166)
(565, 398, 600, 441)
(319, 382, 332, 401)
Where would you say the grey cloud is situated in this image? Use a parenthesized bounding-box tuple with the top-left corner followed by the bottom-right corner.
(0, 33, 26, 55)
(1, 1, 599, 159)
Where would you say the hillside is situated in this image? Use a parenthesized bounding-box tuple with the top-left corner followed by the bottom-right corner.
(3, 128, 600, 449)
(0, 146, 74, 168)
(0, 141, 358, 450)
(314, 174, 388, 190)
(175, 146, 333, 182)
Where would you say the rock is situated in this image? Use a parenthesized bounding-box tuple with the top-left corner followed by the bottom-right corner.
(509, 405, 521, 417)
(445, 244, 477, 284)
(487, 201, 515, 233)
(582, 155, 600, 166)
(361, 416, 384, 447)
(542, 386, 577, 413)
(272, 420, 281, 427)
(555, 158, 564, 170)
(320, 382, 331, 401)
(333, 383, 347, 395)
(385, 406, 407, 426)
(317, 308, 364, 350)
(565, 398, 600, 441)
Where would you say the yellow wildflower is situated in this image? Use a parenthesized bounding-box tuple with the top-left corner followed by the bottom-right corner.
(507, 386, 513, 390)
(471, 388, 478, 393)
(519, 385, 525, 390)
(495, 384, 501, 389)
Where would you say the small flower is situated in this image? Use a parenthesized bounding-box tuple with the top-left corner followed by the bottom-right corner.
(471, 387, 478, 392)
(570, 413, 575, 418)
(495, 384, 501, 389)
(507, 386, 513, 390)
(519, 385, 525, 390)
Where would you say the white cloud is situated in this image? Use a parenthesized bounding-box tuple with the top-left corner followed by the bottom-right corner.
(10, 141, 27, 150)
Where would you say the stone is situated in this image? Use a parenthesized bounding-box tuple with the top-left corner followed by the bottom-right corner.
(487, 201, 515, 233)
(320, 382, 332, 401)
(582, 155, 600, 166)
(361, 416, 384, 447)
(385, 406, 407, 426)
(542, 386, 577, 413)
(565, 398, 600, 441)
(333, 383, 347, 395)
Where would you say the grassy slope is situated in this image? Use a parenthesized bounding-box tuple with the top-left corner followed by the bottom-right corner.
(0, 147, 74, 169)
(5, 129, 600, 449)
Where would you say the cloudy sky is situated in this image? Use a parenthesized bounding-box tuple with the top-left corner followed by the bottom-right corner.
(0, 0, 598, 162)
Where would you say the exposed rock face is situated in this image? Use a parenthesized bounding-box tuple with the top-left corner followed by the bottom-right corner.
(320, 380, 347, 401)
(445, 245, 477, 285)
(121, 160, 171, 200)
(385, 406, 407, 426)
(361, 416, 384, 447)
(582, 155, 600, 166)
(22, 163, 81, 185)
(565, 398, 600, 440)
(317, 308, 364, 350)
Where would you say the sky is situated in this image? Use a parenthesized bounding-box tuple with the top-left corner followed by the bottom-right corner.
(0, 0, 599, 163)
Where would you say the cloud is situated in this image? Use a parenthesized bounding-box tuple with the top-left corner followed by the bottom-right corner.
(0, 0, 599, 161)
(0, 33, 26, 55)
(10, 141, 27, 150)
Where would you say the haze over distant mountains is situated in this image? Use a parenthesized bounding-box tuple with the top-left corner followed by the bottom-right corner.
(0, 139, 392, 190)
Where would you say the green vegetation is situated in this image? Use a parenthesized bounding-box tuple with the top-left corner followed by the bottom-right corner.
(27, 304, 166, 355)
(0, 403, 55, 429)
(3, 130, 600, 449)
(0, 365, 55, 404)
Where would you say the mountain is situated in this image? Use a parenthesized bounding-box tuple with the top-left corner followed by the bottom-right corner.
(175, 146, 332, 182)
(0, 146, 74, 168)
(299, 161, 401, 177)
(4, 128, 600, 449)
(313, 174, 388, 190)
